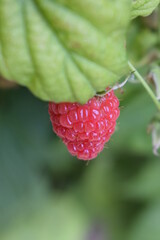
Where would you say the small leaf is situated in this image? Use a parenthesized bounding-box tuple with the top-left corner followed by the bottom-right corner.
(0, 0, 131, 103)
(131, 0, 160, 19)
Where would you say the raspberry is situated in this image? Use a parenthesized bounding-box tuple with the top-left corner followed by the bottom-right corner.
(49, 90, 120, 160)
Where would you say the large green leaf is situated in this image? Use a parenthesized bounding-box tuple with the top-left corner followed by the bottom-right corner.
(0, 0, 131, 103)
(131, 0, 160, 19)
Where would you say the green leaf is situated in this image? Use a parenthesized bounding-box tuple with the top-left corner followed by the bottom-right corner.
(0, 0, 131, 103)
(131, 0, 160, 19)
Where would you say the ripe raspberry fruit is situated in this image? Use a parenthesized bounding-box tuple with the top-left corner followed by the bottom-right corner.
(49, 90, 120, 160)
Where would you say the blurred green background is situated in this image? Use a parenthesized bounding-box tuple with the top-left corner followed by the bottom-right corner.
(0, 11, 160, 240)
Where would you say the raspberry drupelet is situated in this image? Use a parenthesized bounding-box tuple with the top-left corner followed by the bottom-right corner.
(49, 90, 120, 160)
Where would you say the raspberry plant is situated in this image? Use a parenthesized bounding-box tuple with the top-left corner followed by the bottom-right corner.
(0, 0, 160, 158)
(1, 1, 160, 240)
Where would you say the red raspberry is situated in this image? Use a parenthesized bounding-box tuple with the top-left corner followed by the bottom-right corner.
(49, 91, 120, 160)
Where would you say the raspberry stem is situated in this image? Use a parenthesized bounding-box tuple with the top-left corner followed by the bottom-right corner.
(128, 61, 160, 112)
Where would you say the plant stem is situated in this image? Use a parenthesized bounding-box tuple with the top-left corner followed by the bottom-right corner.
(128, 61, 160, 112)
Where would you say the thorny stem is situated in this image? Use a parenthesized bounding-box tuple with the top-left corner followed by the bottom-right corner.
(128, 61, 160, 112)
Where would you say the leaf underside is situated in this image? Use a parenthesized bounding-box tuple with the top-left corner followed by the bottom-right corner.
(0, 0, 130, 103)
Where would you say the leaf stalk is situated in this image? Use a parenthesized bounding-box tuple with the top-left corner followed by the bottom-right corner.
(128, 61, 160, 112)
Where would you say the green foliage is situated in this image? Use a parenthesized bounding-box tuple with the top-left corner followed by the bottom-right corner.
(0, 2, 160, 240)
(131, 0, 160, 19)
(0, 88, 88, 239)
(0, 84, 160, 240)
(1, 198, 89, 240)
(128, 203, 160, 240)
(124, 160, 160, 200)
(0, 0, 131, 103)
(127, 28, 158, 62)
